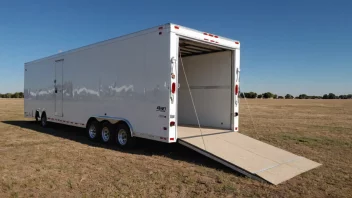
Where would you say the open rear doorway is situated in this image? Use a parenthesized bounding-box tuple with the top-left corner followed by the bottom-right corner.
(177, 38, 233, 131)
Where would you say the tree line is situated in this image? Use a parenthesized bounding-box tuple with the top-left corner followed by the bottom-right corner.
(240, 92, 352, 99)
(0, 92, 24, 98)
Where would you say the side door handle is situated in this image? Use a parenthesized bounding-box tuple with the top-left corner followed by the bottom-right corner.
(54, 79, 57, 93)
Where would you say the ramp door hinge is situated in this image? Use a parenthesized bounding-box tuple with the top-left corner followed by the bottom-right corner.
(171, 57, 176, 63)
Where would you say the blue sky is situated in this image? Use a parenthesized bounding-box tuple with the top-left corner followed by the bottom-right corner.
(0, 0, 351, 96)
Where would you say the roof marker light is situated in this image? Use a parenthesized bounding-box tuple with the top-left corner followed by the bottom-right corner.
(235, 41, 240, 44)
(174, 26, 179, 29)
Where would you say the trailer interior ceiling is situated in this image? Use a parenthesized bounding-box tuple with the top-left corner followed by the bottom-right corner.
(179, 39, 228, 57)
(178, 38, 232, 129)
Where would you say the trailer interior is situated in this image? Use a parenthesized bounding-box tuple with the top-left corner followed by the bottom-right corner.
(177, 38, 233, 130)
(176, 38, 321, 185)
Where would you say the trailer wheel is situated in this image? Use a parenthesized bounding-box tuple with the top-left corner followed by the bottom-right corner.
(87, 120, 100, 141)
(100, 122, 114, 143)
(115, 123, 135, 148)
(40, 113, 48, 128)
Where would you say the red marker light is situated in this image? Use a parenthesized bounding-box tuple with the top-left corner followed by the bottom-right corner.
(170, 121, 175, 127)
(235, 85, 239, 95)
(172, 83, 176, 93)
(174, 26, 179, 29)
(235, 41, 240, 44)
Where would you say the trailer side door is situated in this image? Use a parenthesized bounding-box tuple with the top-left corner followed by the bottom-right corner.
(54, 59, 64, 117)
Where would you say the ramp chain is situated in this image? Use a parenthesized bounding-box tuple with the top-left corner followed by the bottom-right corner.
(179, 51, 207, 151)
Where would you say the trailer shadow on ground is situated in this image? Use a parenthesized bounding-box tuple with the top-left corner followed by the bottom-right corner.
(2, 120, 241, 177)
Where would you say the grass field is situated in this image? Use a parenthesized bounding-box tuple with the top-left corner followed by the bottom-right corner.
(0, 99, 351, 197)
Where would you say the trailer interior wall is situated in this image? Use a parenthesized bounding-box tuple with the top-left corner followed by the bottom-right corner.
(178, 40, 232, 129)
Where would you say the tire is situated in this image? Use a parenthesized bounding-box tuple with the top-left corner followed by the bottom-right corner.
(115, 123, 135, 148)
(100, 122, 114, 143)
(87, 120, 101, 142)
(40, 113, 48, 128)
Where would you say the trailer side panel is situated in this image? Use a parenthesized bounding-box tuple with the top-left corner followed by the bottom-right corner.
(25, 29, 172, 142)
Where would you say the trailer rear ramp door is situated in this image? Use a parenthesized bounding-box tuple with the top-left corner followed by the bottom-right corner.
(178, 126, 321, 185)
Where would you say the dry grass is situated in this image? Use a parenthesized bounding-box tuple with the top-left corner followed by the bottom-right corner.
(0, 99, 351, 197)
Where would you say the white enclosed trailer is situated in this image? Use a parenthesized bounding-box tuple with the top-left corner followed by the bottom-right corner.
(24, 23, 320, 184)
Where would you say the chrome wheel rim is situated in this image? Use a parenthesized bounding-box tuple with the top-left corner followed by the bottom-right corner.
(118, 129, 128, 145)
(89, 125, 96, 139)
(101, 127, 110, 142)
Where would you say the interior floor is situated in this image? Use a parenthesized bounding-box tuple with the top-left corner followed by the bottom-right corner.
(177, 125, 232, 139)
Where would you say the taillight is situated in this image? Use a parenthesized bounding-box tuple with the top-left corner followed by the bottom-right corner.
(170, 121, 175, 127)
(235, 85, 239, 95)
(172, 83, 176, 93)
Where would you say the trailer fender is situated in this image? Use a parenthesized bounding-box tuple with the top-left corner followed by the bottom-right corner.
(91, 116, 134, 137)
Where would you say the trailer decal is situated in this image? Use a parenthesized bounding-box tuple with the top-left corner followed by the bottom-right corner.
(156, 106, 166, 112)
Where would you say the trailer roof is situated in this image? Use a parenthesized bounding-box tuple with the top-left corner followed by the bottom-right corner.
(25, 23, 239, 64)
(170, 23, 240, 50)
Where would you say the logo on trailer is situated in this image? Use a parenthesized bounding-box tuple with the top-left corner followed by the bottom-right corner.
(156, 106, 166, 112)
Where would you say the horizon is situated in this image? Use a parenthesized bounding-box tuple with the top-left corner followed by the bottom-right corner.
(1, 91, 351, 98)
(1, 1, 351, 95)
